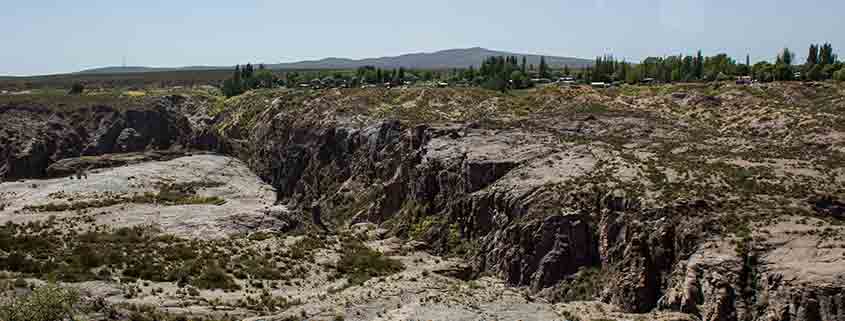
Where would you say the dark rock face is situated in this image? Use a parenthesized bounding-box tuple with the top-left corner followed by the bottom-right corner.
(0, 95, 218, 180)
(0, 106, 83, 180)
(214, 100, 701, 317)
(218, 93, 845, 321)
(220, 97, 701, 312)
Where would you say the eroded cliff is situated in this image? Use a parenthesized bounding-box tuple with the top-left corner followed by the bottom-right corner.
(2, 83, 845, 321)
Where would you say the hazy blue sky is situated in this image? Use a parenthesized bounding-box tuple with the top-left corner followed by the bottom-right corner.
(2, 0, 842, 76)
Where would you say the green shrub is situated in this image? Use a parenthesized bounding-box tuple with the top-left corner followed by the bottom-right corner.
(192, 265, 240, 290)
(337, 239, 403, 286)
(559, 310, 583, 321)
(552, 267, 604, 302)
(289, 236, 323, 260)
(67, 83, 85, 95)
(834, 69, 845, 82)
(0, 284, 80, 321)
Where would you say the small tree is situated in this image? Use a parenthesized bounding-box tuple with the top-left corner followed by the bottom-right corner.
(510, 70, 528, 89)
(806, 64, 824, 81)
(539, 56, 550, 79)
(68, 83, 85, 95)
(254, 69, 276, 88)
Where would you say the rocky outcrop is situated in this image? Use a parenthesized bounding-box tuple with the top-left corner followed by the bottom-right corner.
(44, 150, 188, 177)
(115, 128, 145, 152)
(0, 95, 219, 180)
(659, 240, 748, 321)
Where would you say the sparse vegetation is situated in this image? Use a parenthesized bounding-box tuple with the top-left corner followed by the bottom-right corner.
(23, 181, 226, 212)
(0, 283, 81, 321)
(551, 267, 605, 303)
(337, 238, 404, 286)
(0, 222, 295, 289)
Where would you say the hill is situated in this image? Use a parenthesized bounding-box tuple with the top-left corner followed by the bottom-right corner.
(267, 47, 593, 70)
(76, 65, 226, 75)
(76, 47, 591, 74)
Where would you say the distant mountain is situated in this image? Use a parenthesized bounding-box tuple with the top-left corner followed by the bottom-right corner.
(267, 47, 593, 70)
(76, 48, 592, 74)
(77, 66, 225, 74)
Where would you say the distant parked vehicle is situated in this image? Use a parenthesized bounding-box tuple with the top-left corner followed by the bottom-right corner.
(437, 82, 449, 88)
(736, 76, 752, 85)
(558, 77, 576, 85)
(590, 82, 610, 88)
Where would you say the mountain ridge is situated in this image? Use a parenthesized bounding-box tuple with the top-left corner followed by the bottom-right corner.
(77, 47, 592, 74)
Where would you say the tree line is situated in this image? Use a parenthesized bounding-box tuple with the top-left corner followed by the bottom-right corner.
(221, 63, 277, 97)
(221, 64, 465, 97)
(580, 43, 843, 84)
(219, 43, 843, 97)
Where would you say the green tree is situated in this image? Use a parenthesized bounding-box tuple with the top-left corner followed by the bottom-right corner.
(753, 61, 775, 82)
(68, 83, 85, 95)
(820, 43, 836, 66)
(510, 70, 528, 89)
(777, 48, 794, 65)
(807, 44, 819, 66)
(625, 65, 643, 84)
(539, 56, 550, 79)
(222, 65, 246, 97)
(834, 66, 845, 81)
(287, 71, 300, 86)
(482, 76, 507, 92)
(746, 54, 751, 74)
(521, 56, 527, 74)
(775, 48, 795, 81)
(254, 69, 276, 88)
(823, 64, 840, 79)
(806, 64, 824, 81)
(694, 50, 704, 80)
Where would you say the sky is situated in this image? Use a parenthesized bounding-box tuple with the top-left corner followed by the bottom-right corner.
(1, 0, 843, 76)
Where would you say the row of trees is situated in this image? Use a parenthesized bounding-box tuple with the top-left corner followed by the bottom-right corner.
(221, 64, 463, 97)
(476, 56, 532, 92)
(219, 44, 843, 97)
(221, 64, 277, 97)
(355, 66, 411, 86)
(583, 51, 742, 84)
(578, 43, 843, 84)
(804, 43, 840, 81)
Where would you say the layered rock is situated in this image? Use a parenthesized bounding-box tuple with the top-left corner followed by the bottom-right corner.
(0, 95, 218, 180)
